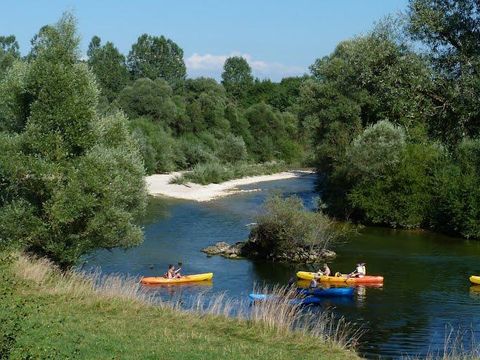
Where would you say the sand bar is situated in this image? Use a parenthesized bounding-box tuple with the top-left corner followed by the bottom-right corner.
(146, 170, 315, 202)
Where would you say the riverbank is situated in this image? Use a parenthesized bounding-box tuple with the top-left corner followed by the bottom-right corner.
(0, 253, 358, 359)
(146, 170, 315, 201)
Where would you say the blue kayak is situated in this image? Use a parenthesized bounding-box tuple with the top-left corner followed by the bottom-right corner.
(249, 293, 322, 306)
(297, 287, 354, 297)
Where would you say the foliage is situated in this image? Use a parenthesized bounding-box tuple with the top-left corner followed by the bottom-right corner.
(407, 0, 480, 144)
(250, 195, 345, 257)
(0, 14, 146, 268)
(244, 103, 299, 162)
(0, 35, 20, 77)
(116, 78, 179, 128)
(87, 36, 129, 102)
(348, 143, 443, 228)
(129, 117, 182, 174)
(221, 56, 254, 101)
(127, 34, 186, 85)
(430, 139, 480, 238)
(174, 161, 288, 185)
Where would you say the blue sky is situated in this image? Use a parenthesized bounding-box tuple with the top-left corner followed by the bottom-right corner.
(4, 0, 409, 80)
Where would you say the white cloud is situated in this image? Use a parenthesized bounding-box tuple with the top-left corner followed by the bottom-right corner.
(185, 52, 306, 81)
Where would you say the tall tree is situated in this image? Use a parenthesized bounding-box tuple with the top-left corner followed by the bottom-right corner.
(221, 56, 254, 102)
(0, 35, 20, 76)
(408, 0, 480, 143)
(0, 14, 146, 267)
(127, 34, 186, 85)
(87, 36, 129, 102)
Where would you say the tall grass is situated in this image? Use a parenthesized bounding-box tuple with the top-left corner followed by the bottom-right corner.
(170, 161, 290, 185)
(14, 253, 358, 351)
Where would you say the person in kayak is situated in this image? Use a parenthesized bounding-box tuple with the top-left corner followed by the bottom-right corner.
(315, 263, 331, 277)
(349, 262, 366, 278)
(165, 264, 182, 279)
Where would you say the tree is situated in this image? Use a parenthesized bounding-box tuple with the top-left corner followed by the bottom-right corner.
(0, 14, 146, 267)
(127, 34, 186, 85)
(0, 35, 20, 77)
(116, 78, 178, 128)
(408, 0, 480, 144)
(221, 56, 254, 101)
(87, 36, 129, 102)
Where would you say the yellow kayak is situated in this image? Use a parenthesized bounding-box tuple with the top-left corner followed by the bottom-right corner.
(469, 275, 480, 285)
(140, 273, 213, 285)
(297, 271, 383, 284)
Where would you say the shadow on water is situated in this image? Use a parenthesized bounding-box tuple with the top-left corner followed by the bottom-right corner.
(83, 174, 480, 359)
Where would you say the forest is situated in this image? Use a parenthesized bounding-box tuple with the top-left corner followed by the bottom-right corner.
(1, 0, 480, 268)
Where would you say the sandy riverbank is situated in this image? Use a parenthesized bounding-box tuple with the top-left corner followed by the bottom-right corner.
(145, 170, 315, 202)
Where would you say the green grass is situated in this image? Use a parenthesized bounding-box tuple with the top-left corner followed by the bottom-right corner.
(0, 253, 359, 360)
(170, 161, 292, 185)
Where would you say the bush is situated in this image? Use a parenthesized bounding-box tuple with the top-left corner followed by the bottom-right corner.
(249, 195, 345, 257)
(129, 117, 183, 174)
(217, 134, 248, 163)
(430, 139, 480, 238)
(348, 143, 443, 228)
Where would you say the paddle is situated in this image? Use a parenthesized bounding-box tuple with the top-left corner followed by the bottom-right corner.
(175, 262, 183, 277)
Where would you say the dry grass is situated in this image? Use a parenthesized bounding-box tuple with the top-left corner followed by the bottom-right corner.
(14, 253, 359, 351)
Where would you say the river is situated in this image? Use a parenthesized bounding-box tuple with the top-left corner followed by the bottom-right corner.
(84, 174, 480, 359)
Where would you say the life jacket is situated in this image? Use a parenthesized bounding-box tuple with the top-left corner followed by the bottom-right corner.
(357, 265, 366, 276)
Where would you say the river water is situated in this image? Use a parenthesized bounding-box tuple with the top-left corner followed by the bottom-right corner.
(84, 175, 480, 359)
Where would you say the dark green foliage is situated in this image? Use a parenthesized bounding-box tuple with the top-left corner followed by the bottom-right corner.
(0, 35, 20, 77)
(430, 139, 480, 238)
(408, 0, 480, 144)
(0, 14, 146, 268)
(348, 143, 443, 228)
(87, 36, 129, 102)
(244, 103, 299, 162)
(127, 34, 186, 85)
(221, 56, 254, 102)
(129, 117, 183, 174)
(116, 78, 179, 128)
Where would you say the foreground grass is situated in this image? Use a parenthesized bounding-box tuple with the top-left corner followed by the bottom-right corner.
(171, 161, 292, 185)
(0, 253, 359, 359)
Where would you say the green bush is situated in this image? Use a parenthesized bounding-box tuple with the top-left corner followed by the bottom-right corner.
(249, 195, 345, 257)
(348, 143, 443, 228)
(429, 139, 480, 238)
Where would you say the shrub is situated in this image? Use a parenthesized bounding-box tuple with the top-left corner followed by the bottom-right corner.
(430, 139, 480, 238)
(217, 134, 248, 163)
(348, 143, 443, 228)
(249, 195, 345, 257)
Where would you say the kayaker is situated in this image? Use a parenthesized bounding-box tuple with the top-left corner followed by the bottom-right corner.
(349, 262, 366, 278)
(315, 263, 331, 277)
(165, 264, 182, 279)
(322, 263, 331, 276)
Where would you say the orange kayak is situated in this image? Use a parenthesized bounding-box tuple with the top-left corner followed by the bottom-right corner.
(140, 273, 213, 285)
(297, 271, 383, 284)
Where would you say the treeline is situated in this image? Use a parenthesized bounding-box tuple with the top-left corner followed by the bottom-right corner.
(81, 34, 306, 176)
(300, 0, 480, 239)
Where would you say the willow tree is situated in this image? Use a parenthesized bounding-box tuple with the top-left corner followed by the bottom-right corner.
(0, 14, 146, 268)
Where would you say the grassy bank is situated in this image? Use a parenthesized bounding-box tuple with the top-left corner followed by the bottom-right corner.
(0, 253, 359, 359)
(170, 161, 293, 185)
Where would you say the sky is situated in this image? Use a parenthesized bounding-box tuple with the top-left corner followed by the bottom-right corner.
(4, 0, 410, 81)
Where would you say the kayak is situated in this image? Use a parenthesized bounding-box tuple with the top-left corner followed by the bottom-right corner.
(140, 273, 213, 285)
(297, 271, 384, 284)
(249, 293, 322, 306)
(469, 275, 480, 285)
(297, 287, 354, 297)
